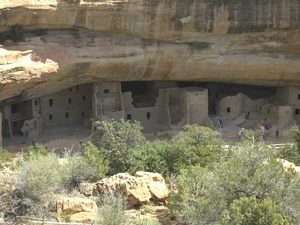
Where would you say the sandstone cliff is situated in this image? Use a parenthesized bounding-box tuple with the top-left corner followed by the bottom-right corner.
(0, 0, 300, 102)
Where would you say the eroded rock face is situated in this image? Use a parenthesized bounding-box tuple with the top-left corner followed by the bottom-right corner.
(0, 0, 299, 103)
(95, 172, 168, 206)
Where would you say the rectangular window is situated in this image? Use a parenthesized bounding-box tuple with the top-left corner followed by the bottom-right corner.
(298, 94, 300, 99)
(296, 109, 300, 115)
(13, 121, 18, 127)
(82, 95, 86, 101)
(49, 115, 53, 120)
(268, 109, 270, 114)
(11, 104, 18, 114)
(76, 85, 79, 90)
(34, 100, 38, 106)
(147, 112, 150, 119)
(127, 114, 132, 120)
(49, 99, 53, 107)
(69, 88, 72, 92)
(81, 112, 85, 116)
(227, 107, 231, 113)
(65, 112, 69, 118)
(68, 98, 72, 104)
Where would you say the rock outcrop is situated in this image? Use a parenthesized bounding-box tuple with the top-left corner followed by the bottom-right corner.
(95, 172, 168, 206)
(0, 0, 299, 103)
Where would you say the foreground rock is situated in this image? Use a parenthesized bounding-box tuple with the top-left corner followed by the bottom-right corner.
(95, 171, 168, 206)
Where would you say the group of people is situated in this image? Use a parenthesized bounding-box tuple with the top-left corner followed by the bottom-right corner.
(263, 119, 279, 139)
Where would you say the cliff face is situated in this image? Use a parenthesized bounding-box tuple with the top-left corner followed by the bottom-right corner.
(0, 0, 300, 103)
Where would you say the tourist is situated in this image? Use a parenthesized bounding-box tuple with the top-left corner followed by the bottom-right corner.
(239, 127, 245, 140)
(263, 119, 267, 128)
(265, 123, 271, 137)
(218, 115, 224, 128)
(276, 129, 279, 139)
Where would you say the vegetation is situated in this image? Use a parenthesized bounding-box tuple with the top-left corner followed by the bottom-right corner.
(0, 24, 24, 44)
(0, 147, 12, 169)
(64, 0, 79, 4)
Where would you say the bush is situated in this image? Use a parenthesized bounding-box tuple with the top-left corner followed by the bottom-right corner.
(14, 153, 62, 203)
(97, 191, 129, 225)
(93, 118, 148, 175)
(170, 141, 300, 224)
(61, 142, 109, 188)
(24, 143, 49, 161)
(0, 147, 12, 169)
(220, 196, 289, 225)
(0, 24, 24, 44)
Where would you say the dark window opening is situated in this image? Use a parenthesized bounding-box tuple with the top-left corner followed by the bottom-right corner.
(82, 95, 86, 101)
(227, 107, 231, 113)
(104, 89, 109, 94)
(69, 88, 72, 92)
(268, 109, 270, 114)
(11, 104, 18, 114)
(49, 115, 53, 120)
(68, 98, 72, 104)
(127, 114, 132, 120)
(34, 100, 38, 106)
(296, 109, 300, 115)
(49, 99, 53, 107)
(81, 112, 85, 116)
(13, 121, 18, 127)
(76, 86, 79, 90)
(147, 112, 150, 119)
(298, 94, 300, 99)
(65, 112, 69, 118)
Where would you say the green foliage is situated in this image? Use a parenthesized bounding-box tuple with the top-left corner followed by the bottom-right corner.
(0, 24, 24, 44)
(220, 196, 289, 225)
(170, 141, 300, 224)
(15, 153, 62, 203)
(24, 143, 49, 161)
(278, 126, 300, 165)
(97, 191, 129, 225)
(93, 118, 148, 175)
(165, 124, 224, 174)
(64, 0, 79, 4)
(133, 218, 160, 225)
(61, 143, 109, 188)
(0, 147, 12, 169)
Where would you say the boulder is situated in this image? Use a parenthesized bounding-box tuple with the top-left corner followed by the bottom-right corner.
(56, 197, 98, 223)
(95, 172, 168, 206)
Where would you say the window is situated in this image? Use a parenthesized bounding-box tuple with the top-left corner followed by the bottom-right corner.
(49, 115, 53, 120)
(68, 98, 72, 104)
(11, 104, 17, 114)
(296, 109, 300, 115)
(227, 107, 231, 113)
(65, 112, 69, 118)
(81, 112, 85, 116)
(69, 88, 72, 92)
(76, 85, 79, 90)
(298, 94, 300, 99)
(34, 100, 38, 106)
(104, 89, 109, 94)
(268, 109, 270, 114)
(127, 114, 132, 120)
(82, 95, 86, 101)
(49, 99, 53, 107)
(13, 121, 18, 127)
(147, 112, 150, 119)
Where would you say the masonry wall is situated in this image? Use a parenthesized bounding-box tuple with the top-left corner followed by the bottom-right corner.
(216, 93, 244, 119)
(0, 112, 2, 146)
(185, 87, 208, 125)
(167, 88, 186, 126)
(40, 84, 92, 126)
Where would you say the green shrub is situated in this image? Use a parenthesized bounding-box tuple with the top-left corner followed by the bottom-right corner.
(170, 141, 300, 224)
(0, 24, 24, 44)
(93, 118, 148, 175)
(15, 153, 62, 203)
(24, 143, 49, 161)
(97, 191, 129, 225)
(133, 218, 160, 225)
(64, 0, 79, 4)
(220, 196, 289, 225)
(61, 142, 109, 188)
(0, 147, 12, 169)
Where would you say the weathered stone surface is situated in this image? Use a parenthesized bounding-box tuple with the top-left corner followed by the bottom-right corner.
(0, 0, 299, 103)
(95, 172, 168, 206)
(56, 196, 98, 222)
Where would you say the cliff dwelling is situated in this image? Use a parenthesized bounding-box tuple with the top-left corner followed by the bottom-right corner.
(1, 80, 300, 149)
